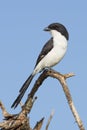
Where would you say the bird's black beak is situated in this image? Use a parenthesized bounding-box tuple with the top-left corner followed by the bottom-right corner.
(44, 27, 50, 31)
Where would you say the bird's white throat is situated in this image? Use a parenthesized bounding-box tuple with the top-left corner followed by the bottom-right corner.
(50, 30, 67, 48)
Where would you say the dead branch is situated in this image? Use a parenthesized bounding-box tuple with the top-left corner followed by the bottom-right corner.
(33, 118, 44, 130)
(45, 110, 55, 130)
(0, 69, 85, 130)
(0, 101, 31, 130)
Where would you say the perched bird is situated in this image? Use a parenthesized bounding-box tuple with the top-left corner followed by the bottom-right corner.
(11, 23, 69, 108)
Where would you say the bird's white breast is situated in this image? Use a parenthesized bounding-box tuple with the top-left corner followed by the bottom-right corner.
(33, 30, 68, 75)
(44, 30, 68, 66)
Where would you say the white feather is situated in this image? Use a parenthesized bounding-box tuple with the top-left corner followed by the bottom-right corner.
(33, 30, 68, 75)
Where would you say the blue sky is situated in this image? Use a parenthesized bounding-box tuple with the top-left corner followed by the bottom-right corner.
(0, 0, 87, 129)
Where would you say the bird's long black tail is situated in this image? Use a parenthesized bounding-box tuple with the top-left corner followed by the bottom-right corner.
(11, 74, 34, 108)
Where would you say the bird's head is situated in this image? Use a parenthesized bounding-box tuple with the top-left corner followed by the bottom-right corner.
(44, 23, 69, 40)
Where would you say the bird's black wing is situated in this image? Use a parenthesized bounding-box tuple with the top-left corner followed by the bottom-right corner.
(11, 38, 53, 108)
(35, 38, 53, 67)
(11, 74, 34, 108)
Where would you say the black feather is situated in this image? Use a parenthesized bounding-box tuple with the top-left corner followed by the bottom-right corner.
(11, 74, 34, 108)
(11, 38, 53, 108)
(35, 38, 53, 67)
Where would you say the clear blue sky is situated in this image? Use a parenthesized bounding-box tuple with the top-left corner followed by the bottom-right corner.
(0, 0, 87, 129)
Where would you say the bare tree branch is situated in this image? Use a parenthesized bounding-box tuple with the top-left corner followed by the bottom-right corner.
(0, 101, 12, 118)
(33, 118, 44, 130)
(45, 110, 55, 130)
(0, 69, 85, 130)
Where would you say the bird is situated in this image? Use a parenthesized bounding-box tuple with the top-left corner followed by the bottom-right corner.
(11, 23, 69, 108)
